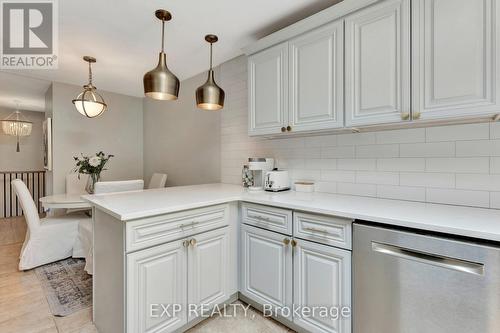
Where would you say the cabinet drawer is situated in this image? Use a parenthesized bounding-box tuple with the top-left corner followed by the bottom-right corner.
(293, 212, 352, 250)
(241, 202, 292, 235)
(126, 204, 229, 252)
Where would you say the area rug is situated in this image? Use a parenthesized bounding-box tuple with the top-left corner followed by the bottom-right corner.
(34, 258, 92, 316)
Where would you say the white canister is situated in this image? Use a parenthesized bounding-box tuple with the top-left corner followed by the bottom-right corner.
(295, 181, 315, 193)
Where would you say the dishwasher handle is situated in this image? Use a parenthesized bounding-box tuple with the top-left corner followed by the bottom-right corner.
(371, 241, 485, 276)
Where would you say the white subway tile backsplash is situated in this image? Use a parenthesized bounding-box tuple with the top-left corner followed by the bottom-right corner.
(304, 135, 337, 147)
(377, 158, 425, 172)
(376, 128, 425, 144)
(400, 142, 455, 157)
(321, 170, 356, 183)
(426, 157, 489, 173)
(490, 192, 500, 209)
(455, 140, 500, 157)
(338, 159, 376, 171)
(314, 181, 337, 193)
(337, 182, 377, 197)
(426, 188, 490, 208)
(321, 146, 355, 158)
(426, 123, 489, 142)
(356, 144, 399, 158)
(356, 171, 399, 185)
(400, 172, 455, 188)
(456, 174, 500, 191)
(219, 56, 498, 209)
(338, 132, 376, 146)
(491, 157, 500, 174)
(377, 185, 426, 201)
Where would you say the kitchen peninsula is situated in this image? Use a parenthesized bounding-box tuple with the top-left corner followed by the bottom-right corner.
(84, 183, 500, 333)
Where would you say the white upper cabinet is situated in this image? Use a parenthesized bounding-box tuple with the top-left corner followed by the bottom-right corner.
(293, 239, 351, 333)
(289, 20, 344, 132)
(188, 227, 229, 321)
(412, 0, 500, 120)
(248, 42, 288, 136)
(345, 0, 410, 126)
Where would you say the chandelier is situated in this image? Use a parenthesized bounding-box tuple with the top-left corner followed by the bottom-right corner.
(1, 107, 32, 152)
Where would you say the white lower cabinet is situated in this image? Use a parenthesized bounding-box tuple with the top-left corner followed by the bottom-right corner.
(187, 228, 230, 321)
(293, 239, 351, 333)
(241, 209, 352, 333)
(240, 224, 293, 316)
(127, 239, 188, 333)
(127, 226, 230, 333)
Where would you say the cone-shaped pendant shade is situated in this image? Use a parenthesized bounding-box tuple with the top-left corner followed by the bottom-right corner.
(196, 70, 225, 110)
(143, 9, 180, 100)
(196, 34, 225, 111)
(144, 52, 180, 100)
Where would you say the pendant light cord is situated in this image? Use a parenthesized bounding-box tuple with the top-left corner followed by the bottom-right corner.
(209, 42, 213, 70)
(161, 19, 165, 52)
(88, 61, 93, 86)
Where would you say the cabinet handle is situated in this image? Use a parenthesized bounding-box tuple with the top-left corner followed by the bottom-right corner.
(182, 240, 190, 248)
(401, 112, 410, 120)
(291, 239, 297, 247)
(281, 127, 286, 132)
(283, 238, 290, 246)
(286, 126, 292, 132)
(303, 226, 329, 235)
(254, 215, 271, 222)
(413, 112, 421, 120)
(190, 238, 197, 247)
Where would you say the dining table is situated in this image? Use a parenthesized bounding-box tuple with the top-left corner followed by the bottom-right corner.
(39, 193, 92, 210)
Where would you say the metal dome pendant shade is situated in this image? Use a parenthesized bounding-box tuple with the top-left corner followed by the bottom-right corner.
(196, 35, 225, 111)
(1, 106, 32, 152)
(144, 10, 180, 100)
(72, 56, 107, 118)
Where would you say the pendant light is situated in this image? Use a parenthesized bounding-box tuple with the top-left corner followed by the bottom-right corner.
(1, 102, 32, 152)
(196, 34, 225, 111)
(143, 9, 180, 100)
(72, 56, 107, 118)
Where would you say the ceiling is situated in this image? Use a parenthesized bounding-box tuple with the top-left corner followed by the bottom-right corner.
(0, 72, 51, 111)
(3, 0, 343, 98)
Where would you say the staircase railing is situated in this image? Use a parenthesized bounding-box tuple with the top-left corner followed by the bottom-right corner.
(1, 170, 46, 218)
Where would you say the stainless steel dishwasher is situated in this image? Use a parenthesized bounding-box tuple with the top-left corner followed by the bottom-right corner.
(353, 222, 500, 333)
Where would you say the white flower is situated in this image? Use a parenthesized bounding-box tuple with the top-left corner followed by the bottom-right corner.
(89, 156, 101, 167)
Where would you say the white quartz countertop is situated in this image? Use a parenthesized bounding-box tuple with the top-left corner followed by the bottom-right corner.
(83, 183, 500, 242)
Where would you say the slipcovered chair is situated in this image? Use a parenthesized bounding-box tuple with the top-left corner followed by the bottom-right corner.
(148, 173, 167, 189)
(79, 179, 144, 274)
(11, 179, 91, 270)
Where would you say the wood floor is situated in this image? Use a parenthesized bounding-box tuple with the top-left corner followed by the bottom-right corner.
(0, 217, 293, 333)
(0, 217, 97, 333)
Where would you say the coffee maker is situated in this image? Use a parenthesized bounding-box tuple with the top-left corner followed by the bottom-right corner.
(247, 158, 274, 191)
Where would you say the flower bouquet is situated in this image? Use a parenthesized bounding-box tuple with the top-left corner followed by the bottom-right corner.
(73, 151, 114, 193)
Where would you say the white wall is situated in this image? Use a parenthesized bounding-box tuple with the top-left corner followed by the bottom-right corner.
(0, 107, 44, 171)
(143, 71, 221, 187)
(49, 82, 143, 194)
(220, 56, 500, 209)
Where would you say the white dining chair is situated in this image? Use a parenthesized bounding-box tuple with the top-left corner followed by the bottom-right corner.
(148, 173, 167, 189)
(11, 179, 91, 270)
(77, 179, 144, 274)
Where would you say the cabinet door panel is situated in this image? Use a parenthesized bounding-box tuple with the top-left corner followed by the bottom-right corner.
(293, 239, 351, 333)
(240, 224, 292, 316)
(188, 227, 229, 320)
(289, 20, 344, 131)
(248, 42, 288, 135)
(413, 0, 499, 119)
(345, 0, 410, 126)
(127, 240, 187, 333)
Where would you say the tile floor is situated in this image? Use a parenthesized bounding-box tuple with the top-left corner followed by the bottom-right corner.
(0, 217, 294, 333)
